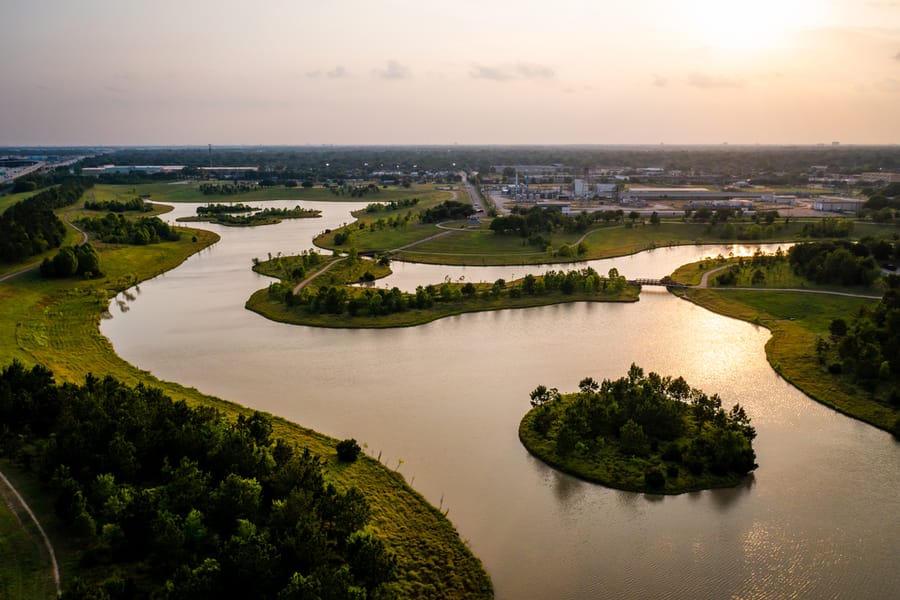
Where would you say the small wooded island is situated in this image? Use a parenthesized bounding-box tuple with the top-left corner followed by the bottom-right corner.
(177, 203, 321, 226)
(246, 251, 640, 328)
(519, 365, 757, 494)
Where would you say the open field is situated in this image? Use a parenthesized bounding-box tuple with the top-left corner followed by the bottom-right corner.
(90, 181, 448, 204)
(0, 226, 492, 597)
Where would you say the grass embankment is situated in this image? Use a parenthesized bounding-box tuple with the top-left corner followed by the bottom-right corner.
(670, 262, 895, 432)
(247, 255, 639, 329)
(312, 189, 457, 253)
(0, 231, 492, 597)
(321, 216, 899, 267)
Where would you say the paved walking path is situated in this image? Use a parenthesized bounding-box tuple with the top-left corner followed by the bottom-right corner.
(695, 264, 880, 299)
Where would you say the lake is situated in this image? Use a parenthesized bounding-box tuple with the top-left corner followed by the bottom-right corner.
(101, 201, 899, 599)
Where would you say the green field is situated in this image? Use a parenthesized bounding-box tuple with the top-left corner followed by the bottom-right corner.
(89, 181, 448, 204)
(0, 221, 492, 596)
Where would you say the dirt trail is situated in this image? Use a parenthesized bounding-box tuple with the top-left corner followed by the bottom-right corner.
(0, 468, 61, 596)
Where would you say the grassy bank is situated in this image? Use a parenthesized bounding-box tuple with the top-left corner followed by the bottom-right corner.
(322, 217, 899, 267)
(0, 230, 492, 597)
(670, 283, 895, 432)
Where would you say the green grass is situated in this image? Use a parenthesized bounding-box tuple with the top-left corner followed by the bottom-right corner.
(0, 231, 492, 597)
(0, 463, 59, 600)
(323, 217, 899, 267)
(91, 182, 447, 204)
(672, 287, 895, 431)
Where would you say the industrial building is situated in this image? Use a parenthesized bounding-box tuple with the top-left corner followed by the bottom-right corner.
(812, 197, 866, 214)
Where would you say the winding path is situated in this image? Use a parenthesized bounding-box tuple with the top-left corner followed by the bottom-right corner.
(0, 468, 61, 596)
(695, 264, 881, 299)
(292, 258, 346, 294)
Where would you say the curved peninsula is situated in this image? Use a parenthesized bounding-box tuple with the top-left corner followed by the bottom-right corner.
(519, 366, 758, 494)
(246, 252, 640, 329)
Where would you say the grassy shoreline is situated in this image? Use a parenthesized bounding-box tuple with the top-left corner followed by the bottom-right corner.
(0, 227, 492, 597)
(669, 260, 895, 432)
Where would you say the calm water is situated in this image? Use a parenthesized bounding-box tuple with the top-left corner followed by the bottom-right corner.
(102, 201, 899, 599)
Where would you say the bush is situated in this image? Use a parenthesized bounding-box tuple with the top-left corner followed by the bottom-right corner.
(644, 469, 665, 489)
(336, 438, 362, 462)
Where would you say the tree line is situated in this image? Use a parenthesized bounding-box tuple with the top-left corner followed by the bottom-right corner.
(40, 243, 102, 279)
(0, 178, 93, 263)
(0, 362, 396, 599)
(269, 266, 629, 318)
(84, 198, 152, 213)
(788, 240, 884, 286)
(419, 200, 474, 223)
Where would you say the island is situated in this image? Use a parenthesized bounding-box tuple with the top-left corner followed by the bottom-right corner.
(519, 366, 758, 493)
(177, 203, 321, 226)
(246, 251, 639, 328)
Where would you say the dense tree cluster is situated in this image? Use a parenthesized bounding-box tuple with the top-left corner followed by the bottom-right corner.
(77, 214, 180, 245)
(270, 266, 628, 319)
(0, 178, 92, 263)
(364, 198, 418, 213)
(0, 362, 396, 598)
(84, 198, 152, 213)
(818, 276, 900, 420)
(419, 200, 475, 223)
(40, 243, 102, 278)
(328, 183, 383, 197)
(194, 206, 320, 226)
(789, 241, 882, 286)
(196, 203, 255, 215)
(800, 217, 854, 238)
(528, 366, 757, 487)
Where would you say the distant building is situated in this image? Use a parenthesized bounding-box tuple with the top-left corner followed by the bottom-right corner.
(812, 197, 865, 214)
(198, 166, 259, 179)
(859, 172, 900, 184)
(81, 164, 185, 176)
(573, 179, 587, 198)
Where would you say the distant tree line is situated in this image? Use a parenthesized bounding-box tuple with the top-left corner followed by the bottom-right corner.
(198, 183, 258, 195)
(0, 178, 92, 263)
(78, 214, 180, 245)
(0, 362, 396, 598)
(84, 197, 152, 213)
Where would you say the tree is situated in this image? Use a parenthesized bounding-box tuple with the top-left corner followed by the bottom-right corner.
(649, 211, 660, 226)
(336, 438, 362, 462)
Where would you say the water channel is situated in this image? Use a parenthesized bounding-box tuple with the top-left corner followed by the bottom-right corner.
(101, 200, 899, 599)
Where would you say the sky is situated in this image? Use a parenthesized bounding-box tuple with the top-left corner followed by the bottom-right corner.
(2, 0, 899, 146)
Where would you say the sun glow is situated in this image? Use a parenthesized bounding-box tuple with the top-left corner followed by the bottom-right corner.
(685, 0, 815, 50)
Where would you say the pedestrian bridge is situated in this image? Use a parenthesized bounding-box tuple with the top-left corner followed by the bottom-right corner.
(628, 278, 689, 289)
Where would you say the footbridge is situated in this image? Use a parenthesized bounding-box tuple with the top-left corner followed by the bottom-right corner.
(628, 278, 689, 289)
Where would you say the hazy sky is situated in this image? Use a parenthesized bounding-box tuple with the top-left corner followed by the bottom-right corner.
(2, 0, 899, 145)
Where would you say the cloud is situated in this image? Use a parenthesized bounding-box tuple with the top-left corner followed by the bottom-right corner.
(470, 61, 555, 82)
(687, 72, 743, 89)
(652, 74, 668, 88)
(894, 51, 900, 60)
(373, 60, 410, 81)
(306, 66, 349, 79)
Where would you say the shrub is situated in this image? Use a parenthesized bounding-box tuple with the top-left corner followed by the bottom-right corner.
(644, 469, 665, 489)
(336, 438, 362, 462)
